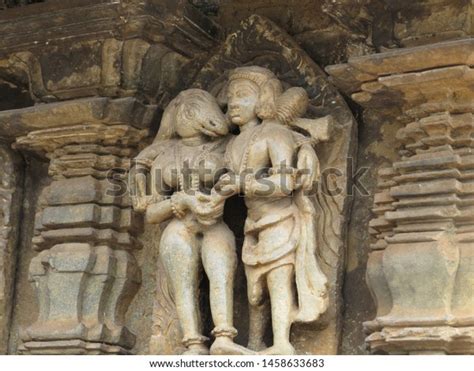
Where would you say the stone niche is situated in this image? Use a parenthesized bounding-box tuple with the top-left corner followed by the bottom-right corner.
(144, 14, 357, 355)
(0, 0, 356, 354)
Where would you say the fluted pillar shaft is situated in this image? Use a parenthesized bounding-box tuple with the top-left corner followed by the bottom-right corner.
(0, 97, 156, 354)
(327, 38, 474, 354)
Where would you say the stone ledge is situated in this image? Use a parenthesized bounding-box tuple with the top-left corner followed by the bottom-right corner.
(0, 97, 157, 140)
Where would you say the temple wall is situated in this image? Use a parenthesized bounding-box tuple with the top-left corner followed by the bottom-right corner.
(0, 0, 472, 355)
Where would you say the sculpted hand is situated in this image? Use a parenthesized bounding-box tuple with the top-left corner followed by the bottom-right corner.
(132, 195, 149, 212)
(131, 164, 150, 212)
(214, 173, 240, 197)
(181, 192, 225, 224)
(198, 193, 226, 224)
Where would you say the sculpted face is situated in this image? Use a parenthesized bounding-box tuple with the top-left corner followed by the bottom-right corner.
(227, 79, 259, 125)
(175, 91, 229, 139)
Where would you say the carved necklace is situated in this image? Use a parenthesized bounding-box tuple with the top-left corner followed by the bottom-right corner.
(175, 138, 222, 191)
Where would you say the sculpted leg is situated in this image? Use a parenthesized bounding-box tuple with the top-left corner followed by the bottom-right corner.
(262, 265, 296, 355)
(247, 267, 269, 351)
(160, 219, 208, 355)
(201, 222, 236, 333)
(202, 222, 254, 355)
(248, 302, 270, 351)
(248, 288, 270, 351)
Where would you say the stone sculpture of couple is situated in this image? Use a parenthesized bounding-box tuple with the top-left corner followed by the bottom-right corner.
(132, 66, 329, 355)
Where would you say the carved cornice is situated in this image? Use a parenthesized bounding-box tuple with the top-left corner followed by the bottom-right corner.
(0, 0, 219, 56)
(0, 0, 219, 106)
(326, 38, 474, 112)
(0, 97, 155, 140)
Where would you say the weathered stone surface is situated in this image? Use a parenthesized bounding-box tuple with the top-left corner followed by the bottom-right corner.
(389, 0, 472, 47)
(0, 0, 219, 107)
(0, 145, 22, 354)
(327, 38, 474, 355)
(326, 38, 474, 97)
(1, 0, 473, 356)
(7, 0, 467, 112)
(0, 97, 156, 140)
(19, 243, 140, 354)
(215, 0, 377, 66)
(0, 96, 157, 354)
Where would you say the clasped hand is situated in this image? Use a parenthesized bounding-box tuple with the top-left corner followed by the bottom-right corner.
(185, 172, 241, 224)
(174, 190, 226, 225)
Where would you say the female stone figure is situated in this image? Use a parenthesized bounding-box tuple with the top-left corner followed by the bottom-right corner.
(131, 89, 248, 355)
(212, 67, 329, 355)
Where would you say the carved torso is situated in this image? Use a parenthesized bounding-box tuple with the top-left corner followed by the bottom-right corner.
(151, 137, 228, 195)
(225, 121, 301, 266)
(225, 121, 297, 177)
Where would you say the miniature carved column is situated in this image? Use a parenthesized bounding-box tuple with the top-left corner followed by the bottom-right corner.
(0, 97, 156, 354)
(0, 145, 23, 354)
(327, 38, 474, 354)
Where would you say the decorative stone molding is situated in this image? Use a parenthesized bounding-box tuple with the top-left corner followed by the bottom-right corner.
(326, 38, 474, 354)
(0, 97, 156, 354)
(0, 0, 219, 107)
(0, 144, 22, 354)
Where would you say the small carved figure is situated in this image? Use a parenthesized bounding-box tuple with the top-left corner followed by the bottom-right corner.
(212, 67, 330, 354)
(131, 89, 248, 355)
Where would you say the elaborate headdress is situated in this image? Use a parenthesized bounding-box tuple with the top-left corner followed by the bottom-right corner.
(228, 66, 277, 87)
(228, 66, 283, 120)
(228, 66, 309, 125)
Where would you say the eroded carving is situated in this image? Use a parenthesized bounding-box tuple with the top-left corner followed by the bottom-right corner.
(212, 66, 331, 355)
(327, 38, 474, 355)
(0, 145, 22, 354)
(192, 15, 356, 355)
(0, 0, 218, 106)
(7, 97, 156, 354)
(132, 89, 250, 355)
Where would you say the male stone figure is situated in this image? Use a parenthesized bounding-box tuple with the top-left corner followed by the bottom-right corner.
(212, 67, 329, 354)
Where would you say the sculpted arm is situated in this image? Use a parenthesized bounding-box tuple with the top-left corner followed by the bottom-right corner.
(132, 144, 182, 223)
(133, 143, 163, 201)
(247, 129, 297, 197)
(296, 142, 320, 191)
(145, 194, 182, 225)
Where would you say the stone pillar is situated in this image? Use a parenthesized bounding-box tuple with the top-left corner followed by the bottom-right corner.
(326, 38, 474, 354)
(0, 145, 23, 354)
(0, 97, 156, 354)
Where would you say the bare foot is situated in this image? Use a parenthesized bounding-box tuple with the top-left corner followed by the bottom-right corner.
(259, 343, 296, 355)
(183, 344, 209, 355)
(210, 337, 256, 355)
